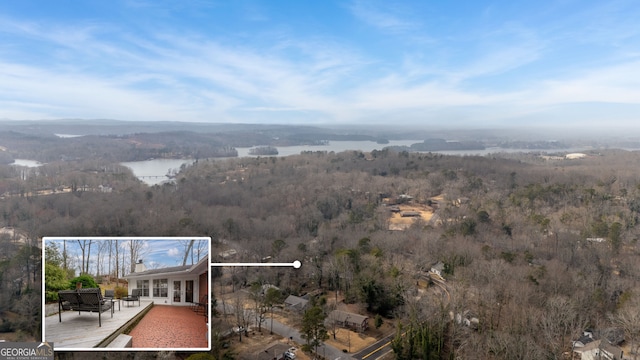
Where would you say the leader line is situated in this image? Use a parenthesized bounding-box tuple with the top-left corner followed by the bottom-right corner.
(210, 260, 301, 268)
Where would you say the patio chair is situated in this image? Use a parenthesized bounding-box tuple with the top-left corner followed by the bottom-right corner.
(122, 288, 141, 307)
(192, 294, 207, 315)
(190, 294, 204, 311)
(58, 288, 113, 327)
(58, 290, 81, 312)
(104, 289, 120, 311)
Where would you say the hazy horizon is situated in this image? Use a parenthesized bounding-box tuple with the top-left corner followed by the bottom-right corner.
(3, 117, 640, 141)
(1, 1, 640, 128)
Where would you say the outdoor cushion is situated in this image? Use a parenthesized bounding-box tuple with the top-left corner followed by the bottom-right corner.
(58, 288, 113, 326)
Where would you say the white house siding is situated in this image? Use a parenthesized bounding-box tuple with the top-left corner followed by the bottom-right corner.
(124, 257, 210, 307)
(130, 274, 201, 306)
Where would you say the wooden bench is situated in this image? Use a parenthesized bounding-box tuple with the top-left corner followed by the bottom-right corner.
(58, 288, 113, 327)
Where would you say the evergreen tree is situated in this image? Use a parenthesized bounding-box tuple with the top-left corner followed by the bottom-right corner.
(300, 305, 329, 357)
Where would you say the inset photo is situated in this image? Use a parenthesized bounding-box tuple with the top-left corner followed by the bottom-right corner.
(42, 237, 211, 351)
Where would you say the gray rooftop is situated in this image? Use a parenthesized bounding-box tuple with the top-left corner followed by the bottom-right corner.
(128, 265, 191, 277)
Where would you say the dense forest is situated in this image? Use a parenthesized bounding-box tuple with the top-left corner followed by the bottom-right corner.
(2, 144, 640, 359)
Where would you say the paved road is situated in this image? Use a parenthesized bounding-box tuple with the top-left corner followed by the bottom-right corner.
(352, 333, 395, 360)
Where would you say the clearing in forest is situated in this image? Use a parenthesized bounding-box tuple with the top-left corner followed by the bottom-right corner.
(386, 195, 442, 230)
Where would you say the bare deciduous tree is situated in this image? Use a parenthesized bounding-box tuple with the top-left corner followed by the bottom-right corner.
(610, 297, 640, 360)
(129, 239, 149, 273)
(77, 239, 92, 275)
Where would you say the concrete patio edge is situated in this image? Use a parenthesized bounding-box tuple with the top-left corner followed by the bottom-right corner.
(96, 302, 154, 348)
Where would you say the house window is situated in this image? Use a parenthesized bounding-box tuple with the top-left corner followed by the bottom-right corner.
(136, 280, 149, 296)
(153, 279, 168, 297)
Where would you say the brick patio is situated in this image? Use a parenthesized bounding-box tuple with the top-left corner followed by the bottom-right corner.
(128, 305, 209, 349)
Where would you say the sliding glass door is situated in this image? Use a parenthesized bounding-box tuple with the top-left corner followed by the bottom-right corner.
(185, 280, 194, 303)
(173, 281, 182, 303)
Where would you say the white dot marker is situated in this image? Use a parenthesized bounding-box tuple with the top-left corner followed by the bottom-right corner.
(210, 260, 303, 268)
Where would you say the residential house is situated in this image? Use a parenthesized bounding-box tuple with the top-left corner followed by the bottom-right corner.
(599, 342, 624, 360)
(453, 197, 470, 206)
(98, 185, 113, 193)
(400, 211, 422, 217)
(253, 343, 292, 360)
(283, 295, 308, 312)
(124, 256, 209, 307)
(430, 261, 445, 277)
(218, 249, 238, 260)
(328, 310, 369, 332)
(388, 205, 401, 213)
(573, 339, 624, 360)
(574, 339, 602, 360)
(573, 331, 595, 348)
(599, 328, 625, 346)
(566, 153, 587, 160)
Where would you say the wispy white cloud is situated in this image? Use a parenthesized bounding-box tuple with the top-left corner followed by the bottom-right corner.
(448, 26, 545, 84)
(2, 2, 640, 127)
(0, 61, 199, 121)
(243, 107, 306, 112)
(167, 247, 180, 257)
(528, 60, 640, 105)
(347, 0, 420, 34)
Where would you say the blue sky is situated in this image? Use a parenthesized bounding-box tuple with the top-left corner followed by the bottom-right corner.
(2, 0, 640, 128)
(45, 238, 209, 276)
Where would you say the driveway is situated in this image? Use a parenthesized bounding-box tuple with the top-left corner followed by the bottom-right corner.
(269, 318, 355, 360)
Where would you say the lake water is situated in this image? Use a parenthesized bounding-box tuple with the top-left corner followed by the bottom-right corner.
(121, 159, 196, 186)
(122, 140, 420, 185)
(236, 140, 420, 157)
(122, 141, 595, 186)
(55, 134, 84, 138)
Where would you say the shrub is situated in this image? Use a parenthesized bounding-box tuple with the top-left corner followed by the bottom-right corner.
(68, 274, 98, 289)
(45, 263, 70, 303)
(375, 314, 384, 329)
(114, 286, 128, 299)
(0, 319, 14, 333)
(185, 353, 216, 360)
(500, 251, 517, 264)
(45, 291, 59, 303)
